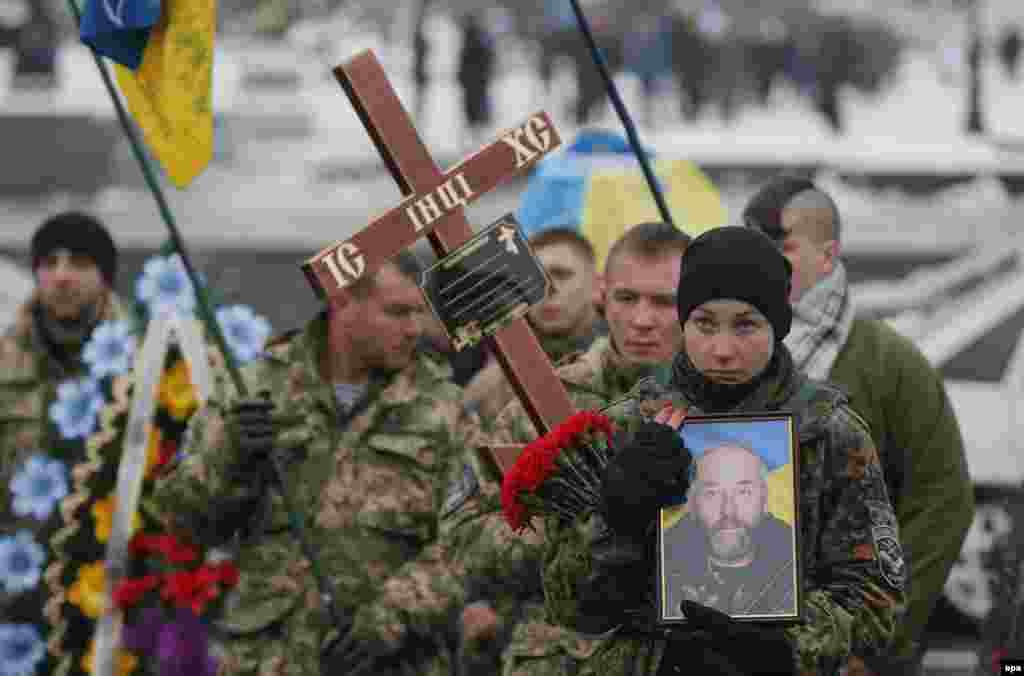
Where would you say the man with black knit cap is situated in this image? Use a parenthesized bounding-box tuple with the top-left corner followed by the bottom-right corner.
(0, 211, 124, 652)
(743, 176, 972, 676)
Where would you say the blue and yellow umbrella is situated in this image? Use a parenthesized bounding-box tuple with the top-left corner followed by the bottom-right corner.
(515, 129, 725, 270)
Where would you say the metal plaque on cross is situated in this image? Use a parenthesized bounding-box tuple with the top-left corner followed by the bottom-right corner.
(299, 49, 577, 468)
(420, 215, 549, 353)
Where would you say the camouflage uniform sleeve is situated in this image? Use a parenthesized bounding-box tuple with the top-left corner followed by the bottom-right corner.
(787, 404, 907, 674)
(150, 392, 263, 548)
(488, 396, 541, 446)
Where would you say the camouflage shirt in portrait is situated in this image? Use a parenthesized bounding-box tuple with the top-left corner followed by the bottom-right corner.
(504, 346, 906, 676)
(152, 313, 492, 676)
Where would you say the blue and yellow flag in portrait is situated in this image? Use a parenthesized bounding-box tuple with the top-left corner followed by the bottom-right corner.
(662, 417, 796, 530)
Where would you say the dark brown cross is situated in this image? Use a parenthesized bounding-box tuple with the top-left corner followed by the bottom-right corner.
(302, 49, 576, 471)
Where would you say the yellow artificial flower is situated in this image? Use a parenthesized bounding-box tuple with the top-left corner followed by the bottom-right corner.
(82, 637, 139, 675)
(91, 495, 141, 544)
(159, 359, 198, 420)
(68, 561, 107, 619)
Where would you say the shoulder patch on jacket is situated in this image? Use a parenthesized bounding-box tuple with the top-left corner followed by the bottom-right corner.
(866, 499, 906, 590)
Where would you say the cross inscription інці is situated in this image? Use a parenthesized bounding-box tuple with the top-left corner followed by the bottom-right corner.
(301, 49, 576, 471)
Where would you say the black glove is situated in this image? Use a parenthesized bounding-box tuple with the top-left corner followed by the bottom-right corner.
(576, 526, 653, 634)
(600, 421, 691, 535)
(677, 600, 796, 676)
(321, 633, 380, 676)
(228, 397, 277, 480)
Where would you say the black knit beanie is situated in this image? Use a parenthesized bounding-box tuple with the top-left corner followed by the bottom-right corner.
(31, 211, 117, 285)
(676, 226, 793, 340)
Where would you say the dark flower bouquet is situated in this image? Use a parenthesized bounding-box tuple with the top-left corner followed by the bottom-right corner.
(501, 410, 616, 533)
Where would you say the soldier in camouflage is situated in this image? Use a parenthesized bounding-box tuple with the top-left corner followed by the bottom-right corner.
(0, 213, 122, 630)
(503, 227, 906, 676)
(152, 253, 499, 676)
(457, 223, 691, 675)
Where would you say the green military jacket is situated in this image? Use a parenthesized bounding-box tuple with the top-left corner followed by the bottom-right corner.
(502, 347, 906, 676)
(152, 314, 491, 676)
(830, 317, 974, 664)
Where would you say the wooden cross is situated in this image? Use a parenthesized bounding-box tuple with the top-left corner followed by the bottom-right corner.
(302, 49, 576, 471)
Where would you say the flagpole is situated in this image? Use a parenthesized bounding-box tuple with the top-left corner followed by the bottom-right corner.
(64, 0, 352, 649)
(566, 0, 676, 228)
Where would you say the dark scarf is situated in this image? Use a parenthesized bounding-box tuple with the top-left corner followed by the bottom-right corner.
(668, 342, 799, 414)
(31, 301, 100, 373)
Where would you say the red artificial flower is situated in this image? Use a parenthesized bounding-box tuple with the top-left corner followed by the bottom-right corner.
(161, 569, 200, 607)
(138, 533, 198, 564)
(215, 560, 240, 587)
(189, 566, 223, 614)
(129, 533, 156, 557)
(162, 537, 198, 565)
(112, 575, 161, 609)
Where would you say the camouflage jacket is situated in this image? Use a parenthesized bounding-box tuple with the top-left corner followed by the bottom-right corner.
(0, 293, 126, 522)
(152, 314, 493, 676)
(505, 346, 907, 676)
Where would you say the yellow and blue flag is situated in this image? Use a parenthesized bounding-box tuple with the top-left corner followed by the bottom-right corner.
(80, 0, 216, 188)
(515, 129, 725, 271)
(80, 0, 161, 70)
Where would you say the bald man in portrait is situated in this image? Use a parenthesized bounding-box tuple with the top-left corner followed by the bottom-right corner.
(661, 443, 796, 619)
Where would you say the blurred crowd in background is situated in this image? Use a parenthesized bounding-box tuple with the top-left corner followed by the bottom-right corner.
(2, 0, 1023, 136)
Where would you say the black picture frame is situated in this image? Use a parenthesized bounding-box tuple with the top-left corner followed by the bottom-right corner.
(656, 411, 803, 626)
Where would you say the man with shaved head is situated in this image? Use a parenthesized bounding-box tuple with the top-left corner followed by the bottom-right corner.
(744, 176, 974, 676)
(662, 443, 796, 618)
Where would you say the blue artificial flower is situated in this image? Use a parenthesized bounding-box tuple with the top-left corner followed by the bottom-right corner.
(216, 305, 272, 365)
(83, 320, 137, 379)
(136, 253, 197, 318)
(48, 377, 105, 440)
(10, 455, 68, 522)
(0, 533, 46, 595)
(0, 624, 45, 676)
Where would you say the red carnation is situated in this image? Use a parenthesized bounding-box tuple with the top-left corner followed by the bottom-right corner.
(161, 570, 200, 607)
(501, 410, 614, 532)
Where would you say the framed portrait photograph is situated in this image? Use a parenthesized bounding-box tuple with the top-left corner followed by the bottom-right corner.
(656, 412, 803, 626)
